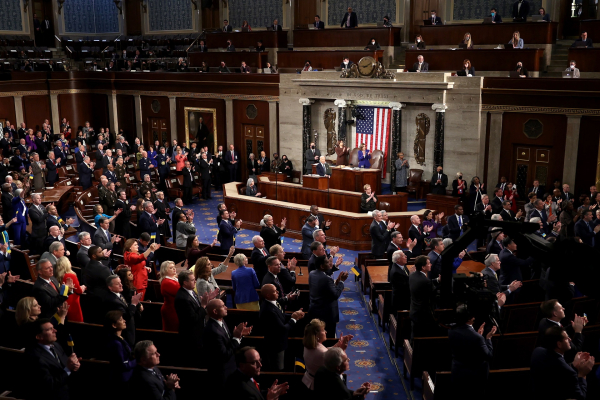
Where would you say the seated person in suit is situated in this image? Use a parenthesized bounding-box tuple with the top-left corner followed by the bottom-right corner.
(270, 19, 282, 31)
(245, 178, 261, 197)
(571, 31, 593, 48)
(457, 59, 475, 76)
(314, 15, 325, 29)
(382, 15, 393, 27)
(365, 38, 381, 50)
(222, 19, 232, 32)
(239, 61, 251, 74)
(219, 61, 231, 73)
(198, 40, 208, 52)
(538, 7, 551, 22)
(226, 347, 289, 399)
(412, 55, 428, 72)
(314, 347, 371, 398)
(482, 253, 522, 297)
(565, 60, 581, 78)
(226, 40, 235, 52)
(489, 7, 502, 23)
(357, 143, 371, 168)
(129, 340, 180, 398)
(460, 32, 473, 49)
(414, 34, 426, 49)
(340, 57, 353, 70)
(515, 61, 528, 77)
(316, 156, 331, 177)
(508, 31, 524, 49)
(429, 10, 442, 25)
(255, 40, 265, 52)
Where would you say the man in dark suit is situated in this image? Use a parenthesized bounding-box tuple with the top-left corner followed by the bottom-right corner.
(429, 10, 443, 25)
(476, 195, 494, 218)
(314, 347, 371, 399)
(489, 7, 502, 23)
(175, 270, 207, 364)
(538, 300, 585, 361)
(198, 153, 212, 199)
(387, 231, 416, 278)
(259, 284, 305, 371)
(0, 184, 13, 228)
(129, 340, 179, 399)
(203, 299, 252, 391)
(340, 6, 358, 28)
(139, 201, 165, 244)
(500, 200, 523, 221)
(270, 19, 282, 31)
(83, 246, 113, 297)
(222, 19, 232, 32)
(171, 198, 185, 238)
(574, 209, 600, 247)
(528, 179, 544, 197)
(308, 255, 348, 334)
(304, 142, 320, 174)
(24, 319, 81, 400)
(93, 217, 121, 252)
(261, 256, 297, 307)
(155, 147, 170, 191)
(32, 259, 70, 319)
(529, 199, 556, 232)
(486, 231, 504, 255)
(370, 210, 395, 259)
(103, 274, 141, 346)
(226, 348, 289, 400)
(408, 214, 433, 256)
(427, 238, 445, 280)
(390, 250, 413, 311)
(76, 232, 93, 268)
(74, 145, 86, 164)
(412, 55, 429, 72)
(409, 255, 441, 337)
(197, 40, 208, 52)
(512, 0, 530, 21)
(314, 15, 325, 29)
(28, 193, 48, 254)
(571, 31, 593, 48)
(138, 151, 152, 181)
(53, 142, 67, 167)
(340, 57, 353, 70)
(250, 236, 270, 283)
(430, 165, 448, 195)
(530, 326, 593, 399)
(490, 188, 505, 215)
(224, 144, 239, 183)
(78, 156, 94, 189)
(45, 152, 58, 186)
(309, 205, 331, 232)
(316, 156, 330, 177)
(448, 305, 495, 397)
(446, 205, 469, 241)
(498, 237, 534, 286)
(482, 253, 521, 298)
(300, 216, 318, 259)
(226, 40, 236, 52)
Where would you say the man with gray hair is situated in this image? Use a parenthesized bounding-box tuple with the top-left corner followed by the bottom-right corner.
(250, 235, 269, 283)
(370, 209, 396, 259)
(28, 192, 48, 254)
(139, 201, 165, 244)
(78, 155, 94, 189)
(30, 152, 46, 190)
(301, 215, 318, 259)
(130, 340, 180, 398)
(408, 214, 433, 256)
(40, 241, 65, 268)
(482, 253, 521, 298)
(390, 250, 414, 311)
(530, 216, 561, 239)
(32, 258, 71, 318)
(314, 347, 371, 398)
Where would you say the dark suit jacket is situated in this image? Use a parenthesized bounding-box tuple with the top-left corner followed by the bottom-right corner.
(537, 318, 583, 359)
(78, 162, 93, 188)
(486, 239, 503, 255)
(530, 347, 587, 400)
(490, 196, 504, 215)
(430, 16, 443, 25)
(390, 263, 411, 311)
(316, 163, 329, 176)
(412, 61, 429, 72)
(224, 150, 239, 169)
(260, 225, 285, 251)
(32, 277, 68, 319)
(427, 250, 443, 279)
(490, 13, 502, 22)
(409, 271, 438, 322)
(222, 25, 232, 32)
(512, 0, 530, 20)
(430, 172, 448, 195)
(1, 192, 13, 222)
(182, 167, 194, 187)
(203, 318, 240, 385)
(476, 201, 493, 218)
(128, 365, 176, 400)
(225, 369, 265, 400)
(76, 246, 90, 268)
(369, 220, 391, 258)
(408, 225, 430, 256)
(139, 212, 159, 240)
(271, 24, 282, 31)
(219, 219, 238, 250)
(300, 223, 316, 258)
(46, 159, 58, 184)
(314, 21, 325, 29)
(500, 209, 518, 221)
(29, 204, 48, 238)
(498, 248, 532, 285)
(571, 38, 593, 48)
(83, 259, 112, 298)
(481, 267, 509, 295)
(174, 287, 206, 348)
(250, 247, 269, 284)
(449, 324, 493, 381)
(446, 214, 468, 241)
(340, 12, 358, 28)
(574, 219, 598, 246)
(24, 343, 72, 400)
(102, 289, 137, 346)
(314, 366, 359, 400)
(308, 270, 344, 324)
(259, 300, 295, 352)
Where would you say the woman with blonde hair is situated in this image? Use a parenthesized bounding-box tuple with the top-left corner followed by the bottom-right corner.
(15, 297, 68, 348)
(230, 252, 260, 310)
(159, 260, 179, 331)
(302, 318, 354, 389)
(461, 32, 473, 49)
(193, 245, 234, 296)
(15, 297, 42, 326)
(509, 31, 524, 49)
(55, 256, 85, 322)
(360, 184, 377, 213)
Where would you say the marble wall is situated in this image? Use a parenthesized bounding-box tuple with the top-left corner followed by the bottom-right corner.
(148, 0, 193, 32)
(64, 0, 120, 33)
(0, 0, 22, 32)
(327, 0, 397, 25)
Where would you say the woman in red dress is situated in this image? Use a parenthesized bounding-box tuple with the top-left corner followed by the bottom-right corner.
(55, 256, 85, 322)
(159, 261, 180, 331)
(123, 238, 159, 301)
(503, 182, 519, 214)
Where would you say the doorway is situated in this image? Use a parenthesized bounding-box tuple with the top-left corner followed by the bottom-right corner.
(294, 0, 317, 28)
(147, 118, 169, 149)
(32, 0, 55, 47)
(512, 145, 551, 199)
(241, 124, 266, 179)
(202, 0, 221, 30)
(409, 0, 441, 40)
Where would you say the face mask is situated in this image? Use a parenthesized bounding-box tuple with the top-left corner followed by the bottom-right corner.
(274, 156, 279, 160)
(371, 41, 375, 45)
(458, 175, 462, 180)
(311, 146, 315, 149)
(571, 65, 575, 69)
(283, 158, 287, 161)
(417, 39, 421, 42)
(491, 12, 495, 16)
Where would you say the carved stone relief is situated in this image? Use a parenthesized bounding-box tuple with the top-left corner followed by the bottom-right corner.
(413, 113, 430, 165)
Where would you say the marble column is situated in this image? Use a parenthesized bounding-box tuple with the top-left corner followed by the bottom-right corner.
(388, 102, 405, 191)
(431, 103, 447, 174)
(268, 101, 278, 157)
(299, 98, 314, 175)
(225, 99, 234, 147)
(134, 94, 143, 139)
(107, 92, 119, 138)
(169, 96, 177, 142)
(50, 94, 60, 136)
(487, 111, 504, 187)
(334, 99, 347, 144)
(13, 96, 23, 125)
(563, 115, 581, 191)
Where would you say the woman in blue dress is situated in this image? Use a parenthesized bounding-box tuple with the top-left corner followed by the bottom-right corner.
(11, 188, 28, 245)
(147, 146, 158, 168)
(358, 143, 371, 168)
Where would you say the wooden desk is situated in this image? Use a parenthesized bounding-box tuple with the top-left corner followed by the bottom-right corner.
(276, 50, 384, 69)
(311, 165, 381, 194)
(420, 22, 557, 45)
(368, 265, 390, 284)
(25, 186, 75, 214)
(568, 48, 600, 72)
(260, 179, 406, 214)
(303, 175, 329, 190)
(456, 260, 485, 275)
(204, 30, 288, 49)
(224, 182, 417, 250)
(259, 172, 290, 183)
(293, 27, 402, 48)
(188, 51, 269, 69)
(405, 48, 545, 72)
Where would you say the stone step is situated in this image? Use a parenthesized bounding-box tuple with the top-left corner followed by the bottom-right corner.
(545, 71, 563, 78)
(547, 65, 567, 72)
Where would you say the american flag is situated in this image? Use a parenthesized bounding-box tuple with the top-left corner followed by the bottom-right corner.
(355, 106, 390, 178)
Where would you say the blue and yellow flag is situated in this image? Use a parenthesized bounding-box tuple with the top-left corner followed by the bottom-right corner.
(350, 267, 360, 276)
(150, 232, 156, 241)
(294, 358, 305, 369)
(67, 335, 74, 347)
(58, 284, 70, 297)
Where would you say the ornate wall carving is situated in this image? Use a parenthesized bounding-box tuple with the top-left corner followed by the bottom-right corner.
(324, 108, 336, 155)
(228, 0, 283, 29)
(413, 113, 430, 165)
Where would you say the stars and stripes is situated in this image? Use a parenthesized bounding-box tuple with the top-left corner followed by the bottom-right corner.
(355, 106, 390, 178)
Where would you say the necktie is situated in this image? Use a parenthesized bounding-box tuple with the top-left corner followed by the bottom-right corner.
(49, 346, 64, 367)
(402, 266, 408, 276)
(418, 225, 421, 234)
(49, 280, 58, 292)
(499, 241, 503, 249)
(261, 248, 266, 256)
(191, 291, 200, 306)
(494, 271, 498, 281)
(274, 276, 284, 297)
(380, 222, 385, 231)
(222, 322, 230, 337)
(275, 302, 283, 313)
(458, 216, 463, 228)
(253, 379, 260, 391)
(105, 229, 111, 242)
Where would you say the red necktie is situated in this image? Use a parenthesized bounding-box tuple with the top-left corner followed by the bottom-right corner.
(261, 248, 266, 256)
(253, 380, 260, 391)
(49, 280, 58, 292)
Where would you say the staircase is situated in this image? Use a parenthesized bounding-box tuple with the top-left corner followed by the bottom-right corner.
(389, 45, 406, 71)
(546, 38, 576, 77)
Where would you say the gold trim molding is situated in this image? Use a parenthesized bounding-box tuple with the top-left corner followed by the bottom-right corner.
(482, 104, 600, 116)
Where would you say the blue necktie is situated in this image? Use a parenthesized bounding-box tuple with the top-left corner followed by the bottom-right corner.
(458, 216, 463, 228)
(106, 229, 110, 242)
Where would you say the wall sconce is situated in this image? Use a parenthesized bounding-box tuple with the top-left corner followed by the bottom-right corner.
(113, 0, 123, 14)
(190, 0, 198, 10)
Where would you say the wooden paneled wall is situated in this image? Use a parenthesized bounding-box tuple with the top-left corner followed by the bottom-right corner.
(57, 93, 109, 131)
